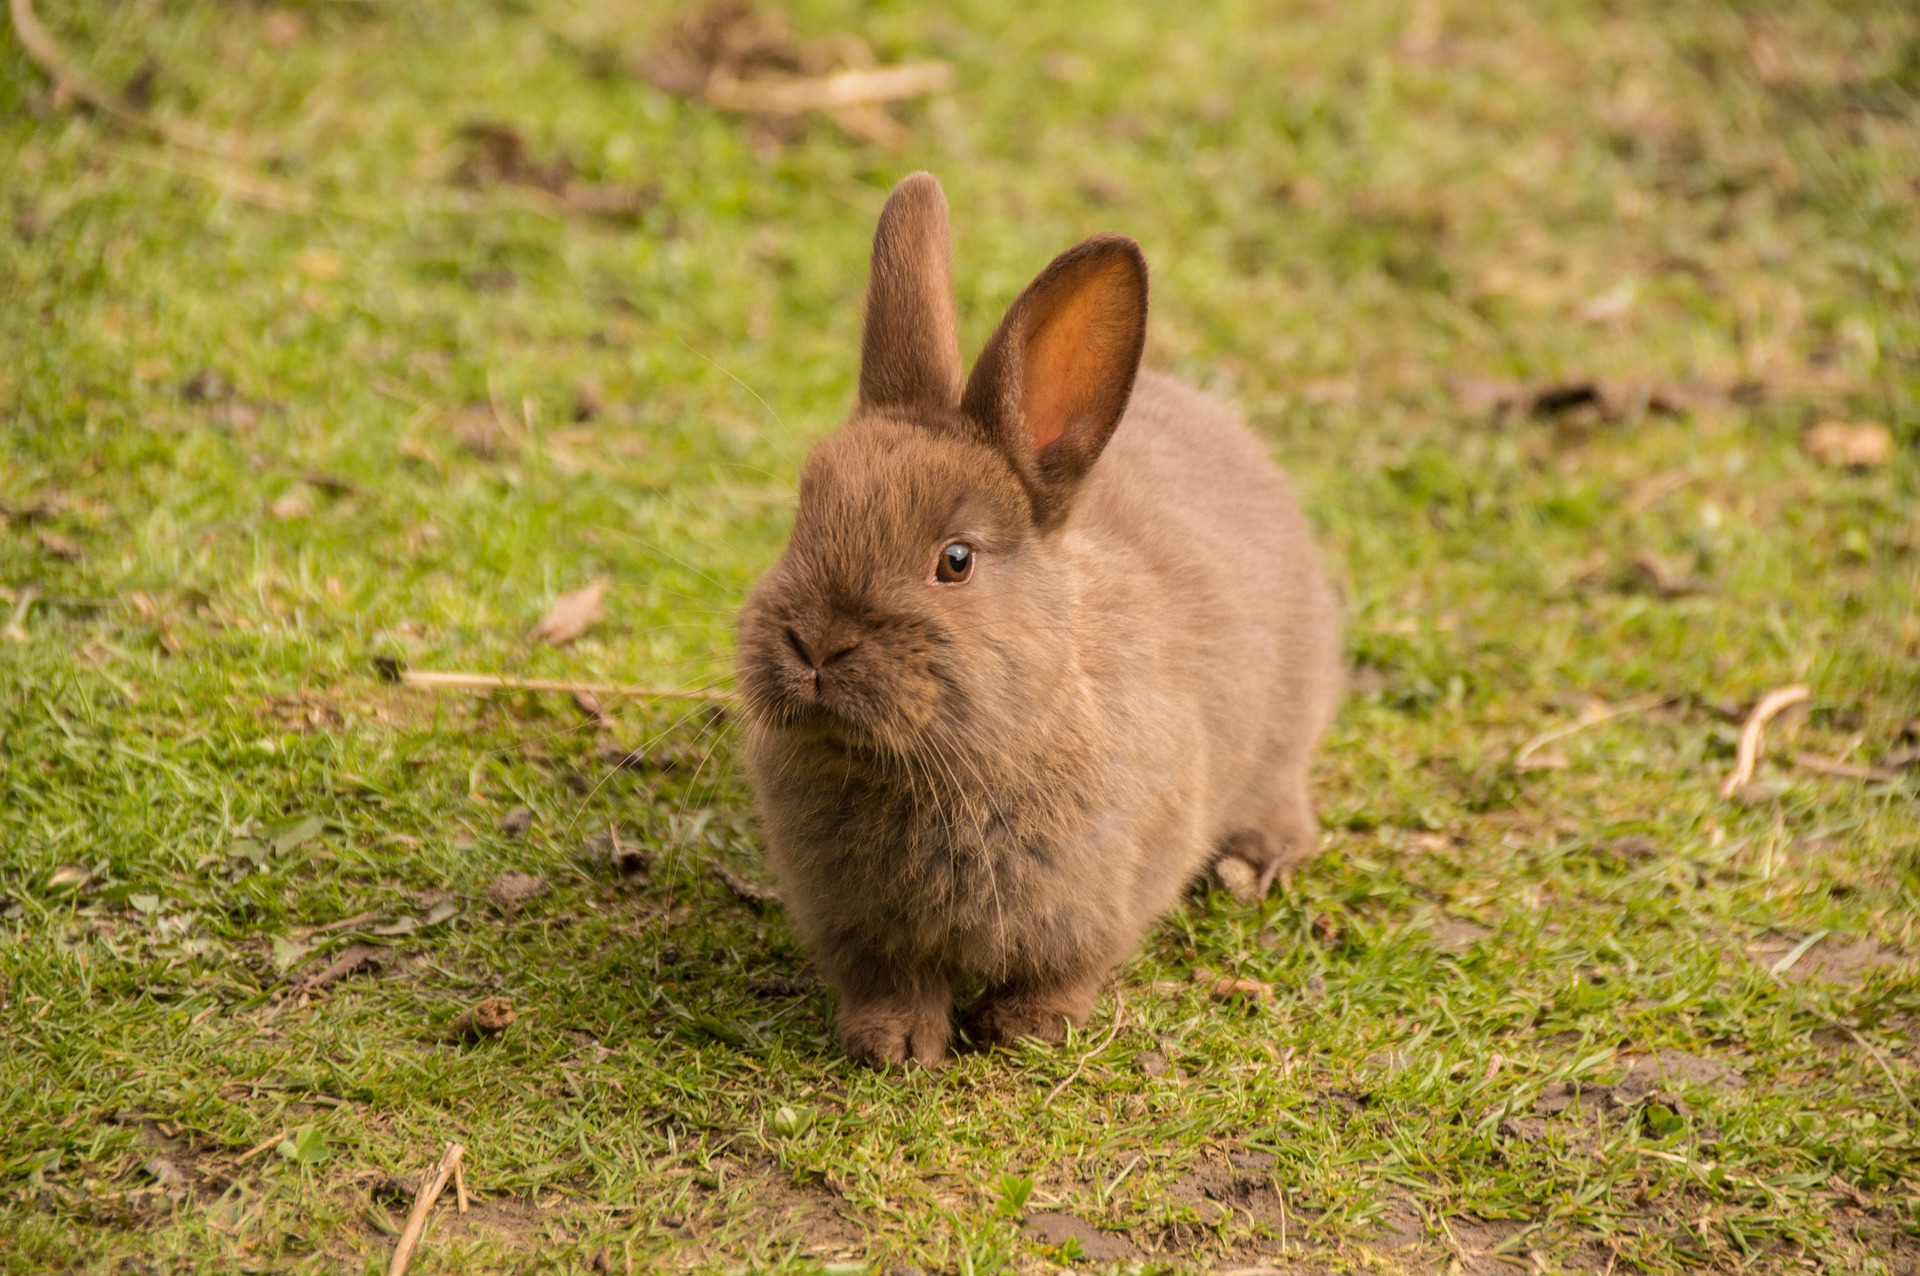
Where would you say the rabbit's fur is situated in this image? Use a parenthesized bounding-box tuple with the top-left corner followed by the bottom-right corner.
(736, 173, 1342, 1066)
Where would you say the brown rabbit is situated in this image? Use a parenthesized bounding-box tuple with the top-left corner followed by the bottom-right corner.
(735, 173, 1342, 1067)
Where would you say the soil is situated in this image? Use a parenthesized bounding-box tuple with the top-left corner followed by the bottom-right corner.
(1747, 933, 1913, 985)
(1022, 1211, 1142, 1259)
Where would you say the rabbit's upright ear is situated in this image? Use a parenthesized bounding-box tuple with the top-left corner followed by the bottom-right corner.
(961, 235, 1147, 527)
(858, 173, 964, 413)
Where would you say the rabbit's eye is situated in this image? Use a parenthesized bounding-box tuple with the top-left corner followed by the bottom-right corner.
(935, 541, 974, 584)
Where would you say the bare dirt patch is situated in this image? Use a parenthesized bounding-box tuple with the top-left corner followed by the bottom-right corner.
(1748, 934, 1913, 985)
(1023, 1210, 1141, 1259)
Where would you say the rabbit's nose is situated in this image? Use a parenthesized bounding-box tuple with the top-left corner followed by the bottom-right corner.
(785, 626, 859, 670)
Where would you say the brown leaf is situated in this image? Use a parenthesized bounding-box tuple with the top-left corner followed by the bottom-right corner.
(1204, 976, 1275, 1006)
(1804, 420, 1894, 468)
(295, 943, 386, 991)
(583, 827, 649, 875)
(709, 862, 778, 909)
(447, 996, 516, 1042)
(47, 864, 91, 891)
(485, 870, 546, 910)
(269, 489, 313, 520)
(596, 742, 682, 772)
(453, 121, 572, 192)
(454, 409, 511, 461)
(144, 1156, 189, 1188)
(636, 1, 948, 149)
(36, 530, 81, 559)
(530, 579, 607, 646)
(1879, 743, 1920, 771)
(262, 10, 303, 47)
(451, 122, 662, 223)
(1449, 376, 1714, 426)
(1627, 551, 1707, 598)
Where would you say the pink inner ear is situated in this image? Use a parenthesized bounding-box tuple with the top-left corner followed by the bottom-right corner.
(1029, 282, 1121, 454)
(1018, 260, 1134, 458)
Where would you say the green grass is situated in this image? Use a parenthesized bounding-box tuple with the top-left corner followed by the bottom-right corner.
(4, 0, 1919, 1270)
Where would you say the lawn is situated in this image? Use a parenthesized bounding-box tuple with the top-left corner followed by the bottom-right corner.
(3, 0, 1918, 1271)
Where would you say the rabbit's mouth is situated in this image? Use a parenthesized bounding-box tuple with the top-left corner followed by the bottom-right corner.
(748, 676, 932, 762)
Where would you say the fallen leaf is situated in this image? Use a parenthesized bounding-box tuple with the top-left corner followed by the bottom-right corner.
(1627, 551, 1707, 597)
(1574, 280, 1637, 324)
(1449, 376, 1714, 426)
(637, 1, 950, 148)
(420, 899, 460, 927)
(269, 489, 313, 520)
(1804, 420, 1894, 468)
(746, 971, 812, 997)
(583, 827, 649, 875)
(262, 10, 303, 46)
(270, 936, 312, 972)
(36, 530, 81, 559)
(262, 813, 326, 855)
(531, 579, 607, 647)
(1203, 975, 1275, 1006)
(454, 409, 510, 461)
(46, 865, 90, 892)
(144, 1156, 189, 1188)
(448, 996, 517, 1042)
(596, 743, 683, 771)
(296, 249, 342, 280)
(572, 378, 604, 421)
(452, 121, 662, 223)
(571, 689, 610, 726)
(485, 871, 546, 910)
(1880, 743, 1920, 770)
(294, 943, 386, 991)
(709, 863, 778, 908)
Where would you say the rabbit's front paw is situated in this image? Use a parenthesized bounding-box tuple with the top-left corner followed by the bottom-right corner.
(838, 999, 950, 1068)
(969, 985, 1096, 1049)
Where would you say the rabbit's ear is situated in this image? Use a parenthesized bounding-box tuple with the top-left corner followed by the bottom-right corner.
(961, 235, 1147, 526)
(858, 173, 964, 413)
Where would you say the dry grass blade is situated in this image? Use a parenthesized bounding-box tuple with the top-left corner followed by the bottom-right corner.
(1041, 993, 1125, 1106)
(705, 61, 952, 114)
(1721, 685, 1812, 797)
(1791, 753, 1901, 785)
(234, 1127, 290, 1164)
(10, 0, 192, 141)
(397, 669, 731, 704)
(1514, 693, 1671, 772)
(640, 1, 950, 147)
(388, 1142, 465, 1276)
(109, 144, 314, 214)
(12, 0, 313, 213)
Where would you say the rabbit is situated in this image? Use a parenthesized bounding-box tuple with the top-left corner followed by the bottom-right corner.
(734, 173, 1342, 1067)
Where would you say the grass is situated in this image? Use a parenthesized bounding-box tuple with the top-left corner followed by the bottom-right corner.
(3, 0, 1918, 1270)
